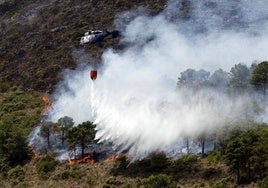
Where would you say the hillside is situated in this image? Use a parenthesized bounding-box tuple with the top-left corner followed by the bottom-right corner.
(1, 155, 237, 188)
(1, 1, 268, 188)
(0, 0, 166, 91)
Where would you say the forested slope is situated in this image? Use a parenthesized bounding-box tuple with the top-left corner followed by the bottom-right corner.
(0, 1, 268, 187)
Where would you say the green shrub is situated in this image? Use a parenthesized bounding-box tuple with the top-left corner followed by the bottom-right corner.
(142, 174, 176, 188)
(8, 165, 25, 185)
(179, 154, 198, 163)
(1, 102, 26, 112)
(168, 154, 199, 174)
(211, 177, 231, 188)
(55, 170, 71, 180)
(6, 27, 20, 41)
(194, 182, 205, 187)
(36, 155, 58, 179)
(103, 176, 122, 188)
(202, 168, 219, 180)
(0, 158, 10, 173)
(136, 178, 143, 187)
(122, 183, 131, 188)
(206, 150, 224, 163)
(0, 121, 31, 165)
(258, 176, 268, 188)
(125, 152, 169, 174)
(0, 82, 9, 93)
(67, 165, 84, 179)
(87, 175, 97, 186)
(148, 152, 169, 172)
(54, 165, 85, 180)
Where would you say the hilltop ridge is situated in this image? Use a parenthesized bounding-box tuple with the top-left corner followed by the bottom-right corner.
(0, 0, 166, 91)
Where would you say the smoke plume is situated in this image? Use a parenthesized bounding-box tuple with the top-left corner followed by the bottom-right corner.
(47, 0, 268, 159)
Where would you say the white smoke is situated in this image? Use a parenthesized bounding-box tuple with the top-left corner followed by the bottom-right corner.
(47, 0, 268, 158)
(48, 50, 95, 125)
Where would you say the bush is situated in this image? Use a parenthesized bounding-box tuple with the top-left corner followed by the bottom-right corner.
(87, 175, 97, 186)
(36, 155, 58, 179)
(125, 152, 169, 175)
(169, 155, 199, 174)
(142, 174, 176, 188)
(0, 158, 10, 173)
(179, 154, 198, 163)
(1, 101, 26, 112)
(148, 152, 169, 172)
(53, 165, 85, 180)
(55, 170, 71, 180)
(0, 158, 9, 179)
(202, 167, 220, 180)
(122, 183, 131, 188)
(68, 166, 84, 179)
(206, 150, 224, 163)
(0, 121, 31, 165)
(0, 82, 9, 93)
(8, 165, 25, 185)
(258, 176, 268, 188)
(211, 177, 231, 188)
(103, 176, 122, 188)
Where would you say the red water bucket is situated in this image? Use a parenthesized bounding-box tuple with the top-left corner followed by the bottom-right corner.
(90, 70, 97, 80)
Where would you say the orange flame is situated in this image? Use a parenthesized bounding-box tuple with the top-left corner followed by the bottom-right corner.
(42, 93, 53, 115)
(69, 155, 95, 165)
(32, 153, 40, 160)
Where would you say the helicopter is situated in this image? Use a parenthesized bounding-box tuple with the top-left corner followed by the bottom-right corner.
(80, 29, 119, 46)
(80, 29, 120, 81)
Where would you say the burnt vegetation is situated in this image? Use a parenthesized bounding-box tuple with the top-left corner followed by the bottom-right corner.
(0, 0, 167, 92)
(0, 0, 268, 187)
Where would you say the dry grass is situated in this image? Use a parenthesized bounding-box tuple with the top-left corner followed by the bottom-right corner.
(17, 159, 138, 188)
(0, 157, 259, 188)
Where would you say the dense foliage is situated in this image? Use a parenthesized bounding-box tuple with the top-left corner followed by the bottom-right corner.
(66, 121, 96, 158)
(0, 88, 42, 168)
(36, 154, 59, 179)
(250, 61, 268, 96)
(224, 126, 268, 184)
(141, 174, 176, 188)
